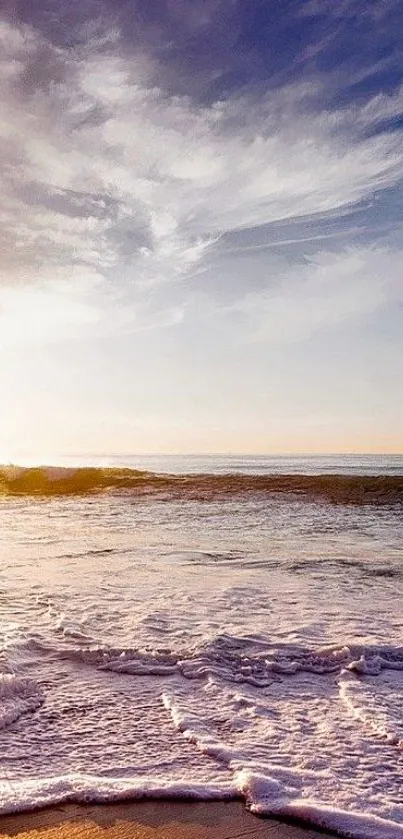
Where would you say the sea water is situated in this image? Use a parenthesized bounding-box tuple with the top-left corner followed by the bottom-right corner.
(1, 454, 403, 838)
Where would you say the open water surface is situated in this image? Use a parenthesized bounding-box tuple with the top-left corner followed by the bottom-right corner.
(1, 454, 403, 838)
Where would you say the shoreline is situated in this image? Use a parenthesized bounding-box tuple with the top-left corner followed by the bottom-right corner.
(0, 801, 337, 838)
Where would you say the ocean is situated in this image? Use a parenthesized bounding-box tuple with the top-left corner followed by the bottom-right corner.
(1, 454, 403, 838)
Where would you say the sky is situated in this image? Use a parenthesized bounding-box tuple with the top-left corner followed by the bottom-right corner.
(1, 0, 403, 459)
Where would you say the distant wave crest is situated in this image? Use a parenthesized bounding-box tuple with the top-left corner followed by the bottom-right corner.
(0, 465, 402, 504)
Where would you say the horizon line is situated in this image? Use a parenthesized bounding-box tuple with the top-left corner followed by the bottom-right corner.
(1, 451, 402, 465)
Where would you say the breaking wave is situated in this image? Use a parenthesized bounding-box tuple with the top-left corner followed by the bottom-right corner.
(16, 634, 403, 685)
(0, 674, 44, 730)
(1, 465, 403, 504)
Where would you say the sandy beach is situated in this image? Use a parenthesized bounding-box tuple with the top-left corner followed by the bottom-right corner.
(0, 801, 336, 839)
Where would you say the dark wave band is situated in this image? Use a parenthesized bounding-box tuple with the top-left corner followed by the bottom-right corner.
(1, 466, 402, 504)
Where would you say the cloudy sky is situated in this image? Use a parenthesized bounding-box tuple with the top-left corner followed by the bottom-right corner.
(1, 0, 403, 458)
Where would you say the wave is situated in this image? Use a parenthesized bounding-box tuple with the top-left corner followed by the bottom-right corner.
(0, 674, 44, 730)
(18, 634, 403, 685)
(288, 557, 403, 579)
(2, 772, 403, 839)
(3, 636, 403, 836)
(1, 465, 403, 504)
(163, 693, 403, 839)
(0, 773, 235, 818)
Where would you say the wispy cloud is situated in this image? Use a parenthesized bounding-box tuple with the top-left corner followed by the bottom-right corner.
(0, 2, 402, 454)
(1, 14, 403, 347)
(227, 246, 403, 344)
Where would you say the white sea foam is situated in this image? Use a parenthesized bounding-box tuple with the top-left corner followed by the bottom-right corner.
(0, 774, 235, 817)
(1, 477, 403, 838)
(159, 667, 403, 838)
(340, 668, 403, 746)
(1, 642, 403, 837)
(0, 674, 44, 729)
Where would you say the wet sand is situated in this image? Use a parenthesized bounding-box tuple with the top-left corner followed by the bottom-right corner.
(0, 801, 336, 839)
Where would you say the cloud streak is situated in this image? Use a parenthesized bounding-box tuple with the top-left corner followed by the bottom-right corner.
(226, 246, 403, 344)
(1, 13, 403, 347)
